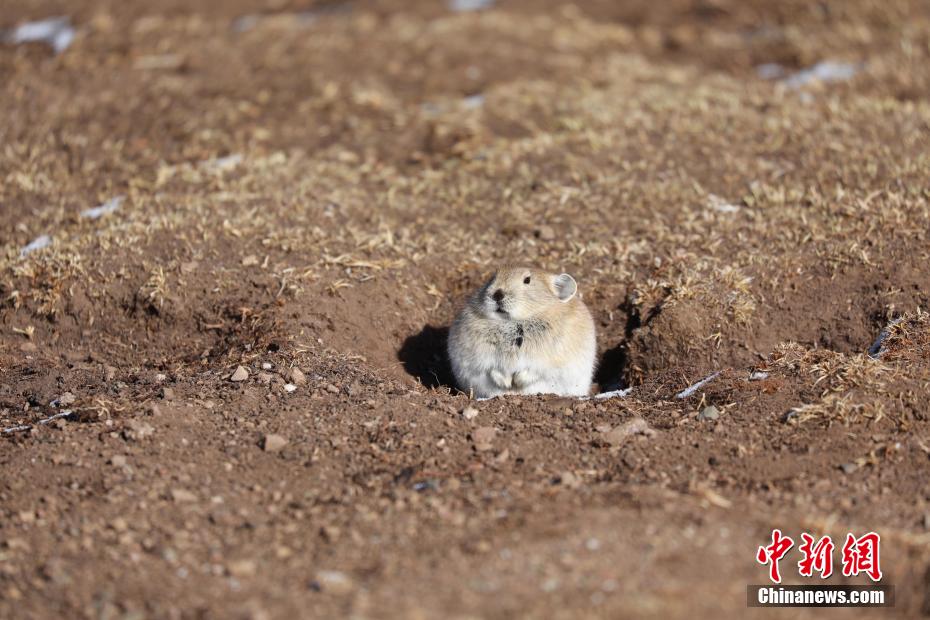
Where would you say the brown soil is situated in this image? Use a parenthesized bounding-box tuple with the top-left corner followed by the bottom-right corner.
(2, 1, 930, 618)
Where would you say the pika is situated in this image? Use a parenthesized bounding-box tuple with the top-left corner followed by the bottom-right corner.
(447, 266, 597, 398)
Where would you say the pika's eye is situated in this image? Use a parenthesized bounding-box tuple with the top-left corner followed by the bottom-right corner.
(523, 276, 531, 284)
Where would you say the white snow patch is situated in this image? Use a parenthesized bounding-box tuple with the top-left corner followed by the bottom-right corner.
(20, 235, 52, 256)
(7, 17, 75, 54)
(782, 61, 859, 89)
(675, 371, 721, 399)
(205, 154, 243, 172)
(449, 0, 495, 12)
(3, 410, 73, 434)
(708, 194, 740, 213)
(232, 6, 345, 32)
(462, 94, 486, 109)
(475, 387, 630, 402)
(591, 387, 633, 400)
(756, 63, 786, 80)
(81, 195, 124, 220)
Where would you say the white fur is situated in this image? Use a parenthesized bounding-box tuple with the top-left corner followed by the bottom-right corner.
(447, 268, 597, 398)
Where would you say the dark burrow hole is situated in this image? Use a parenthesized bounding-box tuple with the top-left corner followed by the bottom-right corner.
(398, 325, 455, 391)
(594, 296, 643, 392)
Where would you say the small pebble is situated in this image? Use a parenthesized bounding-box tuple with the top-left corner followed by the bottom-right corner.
(110, 455, 127, 467)
(473, 426, 497, 452)
(461, 406, 478, 420)
(597, 417, 654, 447)
(58, 392, 76, 406)
(536, 225, 555, 240)
(288, 368, 307, 385)
(125, 419, 155, 440)
(699, 406, 720, 421)
(283, 383, 297, 393)
(263, 434, 288, 452)
(40, 559, 71, 585)
(171, 489, 197, 502)
(227, 559, 257, 578)
(314, 570, 354, 595)
(231, 366, 249, 382)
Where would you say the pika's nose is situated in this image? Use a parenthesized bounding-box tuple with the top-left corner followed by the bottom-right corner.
(492, 289, 505, 302)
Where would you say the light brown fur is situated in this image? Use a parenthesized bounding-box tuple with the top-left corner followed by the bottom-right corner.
(448, 266, 597, 398)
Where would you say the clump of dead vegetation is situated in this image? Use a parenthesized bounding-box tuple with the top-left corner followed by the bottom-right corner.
(771, 311, 930, 427)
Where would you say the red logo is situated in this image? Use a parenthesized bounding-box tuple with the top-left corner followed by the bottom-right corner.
(758, 530, 882, 583)
(841, 532, 882, 582)
(756, 529, 794, 584)
(798, 533, 835, 579)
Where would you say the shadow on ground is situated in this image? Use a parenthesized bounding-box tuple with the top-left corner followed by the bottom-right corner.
(398, 325, 456, 390)
(594, 342, 628, 392)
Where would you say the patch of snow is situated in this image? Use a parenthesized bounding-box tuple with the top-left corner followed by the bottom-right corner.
(749, 371, 769, 381)
(20, 234, 52, 257)
(592, 387, 633, 400)
(756, 63, 786, 80)
(7, 17, 75, 54)
(2, 410, 72, 434)
(205, 154, 243, 172)
(782, 61, 859, 89)
(462, 94, 486, 109)
(708, 194, 740, 213)
(675, 371, 721, 399)
(232, 5, 349, 33)
(81, 195, 124, 220)
(449, 0, 495, 12)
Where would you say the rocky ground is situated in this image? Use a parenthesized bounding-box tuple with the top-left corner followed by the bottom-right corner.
(2, 0, 930, 618)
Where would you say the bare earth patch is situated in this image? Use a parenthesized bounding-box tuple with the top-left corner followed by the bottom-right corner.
(2, 1, 930, 617)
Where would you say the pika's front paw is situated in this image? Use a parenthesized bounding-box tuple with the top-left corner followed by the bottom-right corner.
(489, 369, 513, 389)
(512, 370, 537, 389)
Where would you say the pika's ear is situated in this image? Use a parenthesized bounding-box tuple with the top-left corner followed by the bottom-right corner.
(552, 273, 577, 302)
